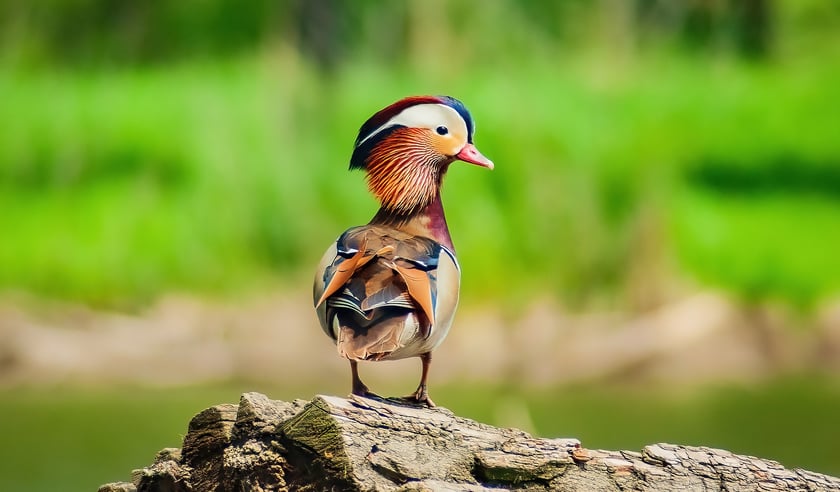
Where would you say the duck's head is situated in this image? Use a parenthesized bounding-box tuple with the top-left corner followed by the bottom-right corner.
(349, 95, 493, 216)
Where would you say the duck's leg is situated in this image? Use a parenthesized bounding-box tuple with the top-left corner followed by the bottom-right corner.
(350, 360, 378, 398)
(407, 352, 436, 407)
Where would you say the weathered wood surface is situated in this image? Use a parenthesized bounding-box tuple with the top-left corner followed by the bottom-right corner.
(99, 392, 840, 491)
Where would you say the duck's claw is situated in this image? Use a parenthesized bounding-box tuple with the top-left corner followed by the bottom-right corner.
(403, 384, 436, 408)
(350, 360, 382, 400)
(351, 378, 380, 399)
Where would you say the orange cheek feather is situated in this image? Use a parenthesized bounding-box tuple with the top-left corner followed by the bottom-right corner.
(432, 133, 464, 156)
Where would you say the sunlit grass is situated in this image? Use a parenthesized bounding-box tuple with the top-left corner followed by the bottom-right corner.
(1, 55, 839, 307)
(673, 189, 840, 308)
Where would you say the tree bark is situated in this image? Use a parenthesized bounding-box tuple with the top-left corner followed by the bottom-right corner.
(99, 392, 840, 491)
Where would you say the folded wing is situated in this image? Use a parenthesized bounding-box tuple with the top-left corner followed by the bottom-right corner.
(313, 225, 459, 360)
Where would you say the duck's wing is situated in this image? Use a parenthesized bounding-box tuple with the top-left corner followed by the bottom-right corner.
(313, 225, 460, 345)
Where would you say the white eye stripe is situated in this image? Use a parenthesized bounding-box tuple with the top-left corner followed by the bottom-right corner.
(357, 104, 468, 147)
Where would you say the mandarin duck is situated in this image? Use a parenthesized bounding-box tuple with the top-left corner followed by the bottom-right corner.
(313, 95, 493, 407)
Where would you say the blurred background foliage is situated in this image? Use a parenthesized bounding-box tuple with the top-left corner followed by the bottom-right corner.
(1, 0, 840, 490)
(1, 0, 838, 310)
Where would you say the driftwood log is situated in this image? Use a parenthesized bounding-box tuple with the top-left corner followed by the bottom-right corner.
(99, 392, 840, 491)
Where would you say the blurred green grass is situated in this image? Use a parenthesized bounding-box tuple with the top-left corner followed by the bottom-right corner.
(1, 55, 839, 309)
(674, 190, 840, 307)
(1, 378, 838, 492)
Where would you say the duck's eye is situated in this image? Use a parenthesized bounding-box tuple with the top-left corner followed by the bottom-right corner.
(435, 126, 449, 136)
